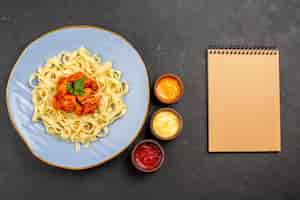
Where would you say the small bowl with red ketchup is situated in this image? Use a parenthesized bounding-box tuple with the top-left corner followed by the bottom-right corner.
(131, 139, 165, 173)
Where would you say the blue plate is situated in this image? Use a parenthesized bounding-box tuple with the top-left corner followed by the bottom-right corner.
(6, 26, 149, 170)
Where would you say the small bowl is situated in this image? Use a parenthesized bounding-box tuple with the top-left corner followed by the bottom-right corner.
(154, 74, 184, 104)
(131, 139, 165, 173)
(150, 108, 183, 141)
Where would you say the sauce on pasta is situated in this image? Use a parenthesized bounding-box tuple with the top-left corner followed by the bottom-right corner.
(53, 72, 100, 115)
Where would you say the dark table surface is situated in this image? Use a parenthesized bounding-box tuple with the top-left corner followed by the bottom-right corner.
(1, 0, 300, 199)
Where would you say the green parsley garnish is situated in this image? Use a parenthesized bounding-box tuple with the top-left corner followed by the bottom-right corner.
(66, 82, 74, 94)
(66, 77, 85, 96)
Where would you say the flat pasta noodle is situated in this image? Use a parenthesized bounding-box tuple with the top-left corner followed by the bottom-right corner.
(30, 47, 128, 151)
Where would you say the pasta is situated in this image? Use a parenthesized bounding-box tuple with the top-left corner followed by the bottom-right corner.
(30, 47, 128, 151)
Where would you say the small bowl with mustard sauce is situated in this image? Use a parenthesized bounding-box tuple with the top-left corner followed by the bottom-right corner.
(154, 74, 184, 104)
(150, 108, 183, 141)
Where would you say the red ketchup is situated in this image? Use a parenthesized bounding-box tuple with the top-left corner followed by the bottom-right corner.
(133, 142, 162, 170)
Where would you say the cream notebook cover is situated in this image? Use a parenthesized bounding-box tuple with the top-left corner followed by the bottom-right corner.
(208, 49, 281, 152)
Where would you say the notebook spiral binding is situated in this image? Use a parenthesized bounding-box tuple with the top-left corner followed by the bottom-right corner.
(208, 48, 279, 55)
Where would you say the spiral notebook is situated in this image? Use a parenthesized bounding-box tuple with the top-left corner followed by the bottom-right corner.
(208, 48, 281, 152)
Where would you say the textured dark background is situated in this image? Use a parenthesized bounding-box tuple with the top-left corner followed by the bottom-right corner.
(1, 0, 300, 199)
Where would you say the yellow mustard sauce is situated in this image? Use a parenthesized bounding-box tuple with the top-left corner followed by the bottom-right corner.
(152, 111, 180, 139)
(156, 77, 181, 102)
